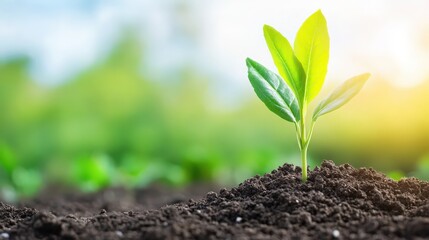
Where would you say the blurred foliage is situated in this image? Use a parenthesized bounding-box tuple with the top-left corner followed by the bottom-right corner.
(1, 34, 429, 200)
(411, 155, 429, 181)
(0, 35, 303, 200)
(387, 171, 405, 181)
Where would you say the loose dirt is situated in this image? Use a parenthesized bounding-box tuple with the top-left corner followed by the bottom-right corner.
(1, 160, 429, 240)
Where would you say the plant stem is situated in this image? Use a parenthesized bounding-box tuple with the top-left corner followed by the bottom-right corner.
(301, 143, 308, 181)
(299, 105, 307, 181)
(296, 101, 318, 182)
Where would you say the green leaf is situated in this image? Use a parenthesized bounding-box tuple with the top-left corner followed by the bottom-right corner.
(294, 10, 330, 103)
(313, 73, 370, 120)
(263, 25, 306, 104)
(246, 58, 300, 123)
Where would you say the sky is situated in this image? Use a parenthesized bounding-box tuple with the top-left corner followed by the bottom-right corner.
(1, 0, 429, 89)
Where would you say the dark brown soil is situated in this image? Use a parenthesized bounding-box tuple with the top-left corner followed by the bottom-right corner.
(1, 160, 429, 240)
(16, 184, 215, 217)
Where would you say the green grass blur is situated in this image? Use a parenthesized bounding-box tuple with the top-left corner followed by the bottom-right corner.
(1, 34, 429, 200)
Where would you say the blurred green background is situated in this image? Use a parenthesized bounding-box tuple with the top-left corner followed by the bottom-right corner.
(1, 1, 429, 200)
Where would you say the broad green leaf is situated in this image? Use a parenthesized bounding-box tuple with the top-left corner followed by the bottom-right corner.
(246, 58, 300, 123)
(263, 25, 306, 104)
(313, 73, 370, 120)
(294, 10, 330, 103)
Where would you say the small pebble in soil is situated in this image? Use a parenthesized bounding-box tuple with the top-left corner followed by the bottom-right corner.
(0, 233, 9, 239)
(332, 229, 340, 238)
(196, 210, 202, 214)
(115, 231, 123, 238)
(236, 217, 242, 223)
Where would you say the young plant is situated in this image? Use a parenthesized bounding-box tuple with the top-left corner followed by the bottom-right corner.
(246, 10, 370, 181)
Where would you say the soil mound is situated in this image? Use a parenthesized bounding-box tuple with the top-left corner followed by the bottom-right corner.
(1, 160, 429, 240)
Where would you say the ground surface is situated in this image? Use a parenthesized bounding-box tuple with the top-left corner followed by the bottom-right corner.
(1, 160, 429, 240)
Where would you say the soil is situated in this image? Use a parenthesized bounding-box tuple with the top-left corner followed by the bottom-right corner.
(1, 160, 429, 240)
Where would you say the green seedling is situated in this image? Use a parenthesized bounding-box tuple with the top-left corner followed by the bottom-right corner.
(246, 10, 370, 181)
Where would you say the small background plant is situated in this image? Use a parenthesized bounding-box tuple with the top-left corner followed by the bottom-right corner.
(246, 10, 370, 181)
